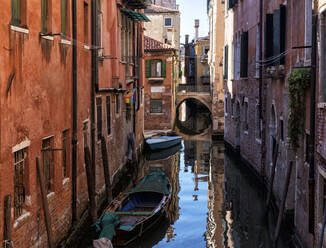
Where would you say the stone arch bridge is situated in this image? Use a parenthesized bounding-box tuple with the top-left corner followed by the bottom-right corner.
(176, 84, 212, 112)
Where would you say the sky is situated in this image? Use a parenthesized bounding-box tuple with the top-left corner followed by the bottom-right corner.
(177, 0, 210, 44)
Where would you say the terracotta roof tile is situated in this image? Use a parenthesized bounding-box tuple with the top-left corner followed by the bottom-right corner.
(144, 36, 175, 51)
(145, 4, 179, 14)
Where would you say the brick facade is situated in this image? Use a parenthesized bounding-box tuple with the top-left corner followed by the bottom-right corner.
(0, 0, 146, 247)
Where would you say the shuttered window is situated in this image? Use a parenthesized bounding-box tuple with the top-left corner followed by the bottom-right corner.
(11, 0, 26, 27)
(150, 99, 163, 113)
(146, 60, 166, 78)
(14, 149, 27, 219)
(62, 130, 69, 178)
(96, 98, 102, 140)
(265, 14, 274, 59)
(223, 45, 229, 80)
(240, 32, 248, 78)
(42, 137, 54, 193)
(61, 0, 69, 36)
(106, 96, 111, 135)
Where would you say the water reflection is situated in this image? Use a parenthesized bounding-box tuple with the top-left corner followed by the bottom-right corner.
(127, 139, 293, 248)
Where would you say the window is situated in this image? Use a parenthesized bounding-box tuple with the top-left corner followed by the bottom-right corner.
(106, 96, 111, 135)
(165, 18, 172, 26)
(14, 149, 27, 219)
(264, 5, 286, 65)
(97, 0, 103, 57)
(280, 118, 284, 141)
(225, 96, 228, 114)
(115, 94, 120, 114)
(96, 97, 102, 140)
(305, 133, 310, 163)
(244, 101, 248, 130)
(256, 105, 261, 139)
(227, 0, 238, 9)
(150, 99, 163, 113)
(84, 1, 89, 44)
(62, 130, 69, 178)
(41, 0, 52, 34)
(11, 0, 26, 27)
(61, 0, 70, 37)
(42, 137, 54, 193)
(146, 60, 167, 78)
(240, 32, 248, 78)
(223, 45, 229, 80)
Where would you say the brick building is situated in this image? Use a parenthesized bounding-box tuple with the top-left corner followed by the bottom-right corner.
(0, 0, 147, 247)
(144, 36, 177, 131)
(223, 0, 314, 246)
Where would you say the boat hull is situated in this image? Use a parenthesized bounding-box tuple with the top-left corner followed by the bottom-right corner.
(112, 205, 167, 246)
(146, 136, 182, 150)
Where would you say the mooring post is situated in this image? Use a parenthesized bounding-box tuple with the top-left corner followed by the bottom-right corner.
(3, 195, 12, 248)
(273, 161, 293, 246)
(266, 142, 279, 209)
(101, 136, 112, 203)
(84, 147, 97, 222)
(36, 157, 55, 248)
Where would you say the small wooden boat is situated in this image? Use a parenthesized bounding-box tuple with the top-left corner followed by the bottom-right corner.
(146, 136, 183, 150)
(146, 143, 182, 161)
(97, 171, 171, 247)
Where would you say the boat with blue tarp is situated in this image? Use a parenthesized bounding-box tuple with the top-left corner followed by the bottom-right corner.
(93, 171, 171, 247)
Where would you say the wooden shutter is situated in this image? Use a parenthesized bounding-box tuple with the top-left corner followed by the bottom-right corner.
(273, 9, 281, 65)
(161, 60, 166, 78)
(240, 32, 248, 78)
(11, 0, 20, 26)
(280, 4, 286, 65)
(264, 14, 274, 59)
(145, 60, 151, 78)
(41, 0, 47, 33)
(61, 0, 66, 35)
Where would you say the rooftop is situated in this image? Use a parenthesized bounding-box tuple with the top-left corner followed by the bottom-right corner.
(145, 4, 179, 14)
(144, 36, 175, 51)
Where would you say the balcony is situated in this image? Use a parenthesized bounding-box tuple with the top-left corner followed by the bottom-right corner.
(124, 0, 151, 9)
(178, 84, 210, 93)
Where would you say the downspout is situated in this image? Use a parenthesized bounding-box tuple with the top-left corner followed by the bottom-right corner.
(91, 0, 98, 185)
(308, 9, 317, 234)
(71, 0, 77, 222)
(259, 0, 265, 178)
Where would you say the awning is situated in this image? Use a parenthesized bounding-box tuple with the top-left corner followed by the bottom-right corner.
(121, 9, 151, 22)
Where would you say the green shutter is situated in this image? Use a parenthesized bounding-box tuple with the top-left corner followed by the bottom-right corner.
(11, 0, 20, 26)
(41, 0, 47, 33)
(61, 0, 66, 35)
(145, 60, 151, 78)
(161, 60, 166, 78)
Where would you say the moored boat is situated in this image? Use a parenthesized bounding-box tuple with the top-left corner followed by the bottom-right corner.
(94, 171, 171, 247)
(146, 136, 183, 150)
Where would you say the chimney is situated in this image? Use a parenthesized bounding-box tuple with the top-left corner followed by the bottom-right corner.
(194, 19, 199, 41)
(185, 35, 189, 45)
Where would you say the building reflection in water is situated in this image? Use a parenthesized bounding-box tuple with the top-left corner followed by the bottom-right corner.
(126, 139, 293, 248)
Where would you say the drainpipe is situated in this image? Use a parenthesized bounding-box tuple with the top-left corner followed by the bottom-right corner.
(91, 0, 98, 186)
(71, 0, 77, 222)
(259, 0, 265, 178)
(308, 9, 317, 234)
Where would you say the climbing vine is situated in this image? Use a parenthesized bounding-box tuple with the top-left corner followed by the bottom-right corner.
(288, 68, 311, 150)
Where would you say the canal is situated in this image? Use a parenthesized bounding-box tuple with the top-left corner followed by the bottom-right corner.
(124, 133, 294, 248)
